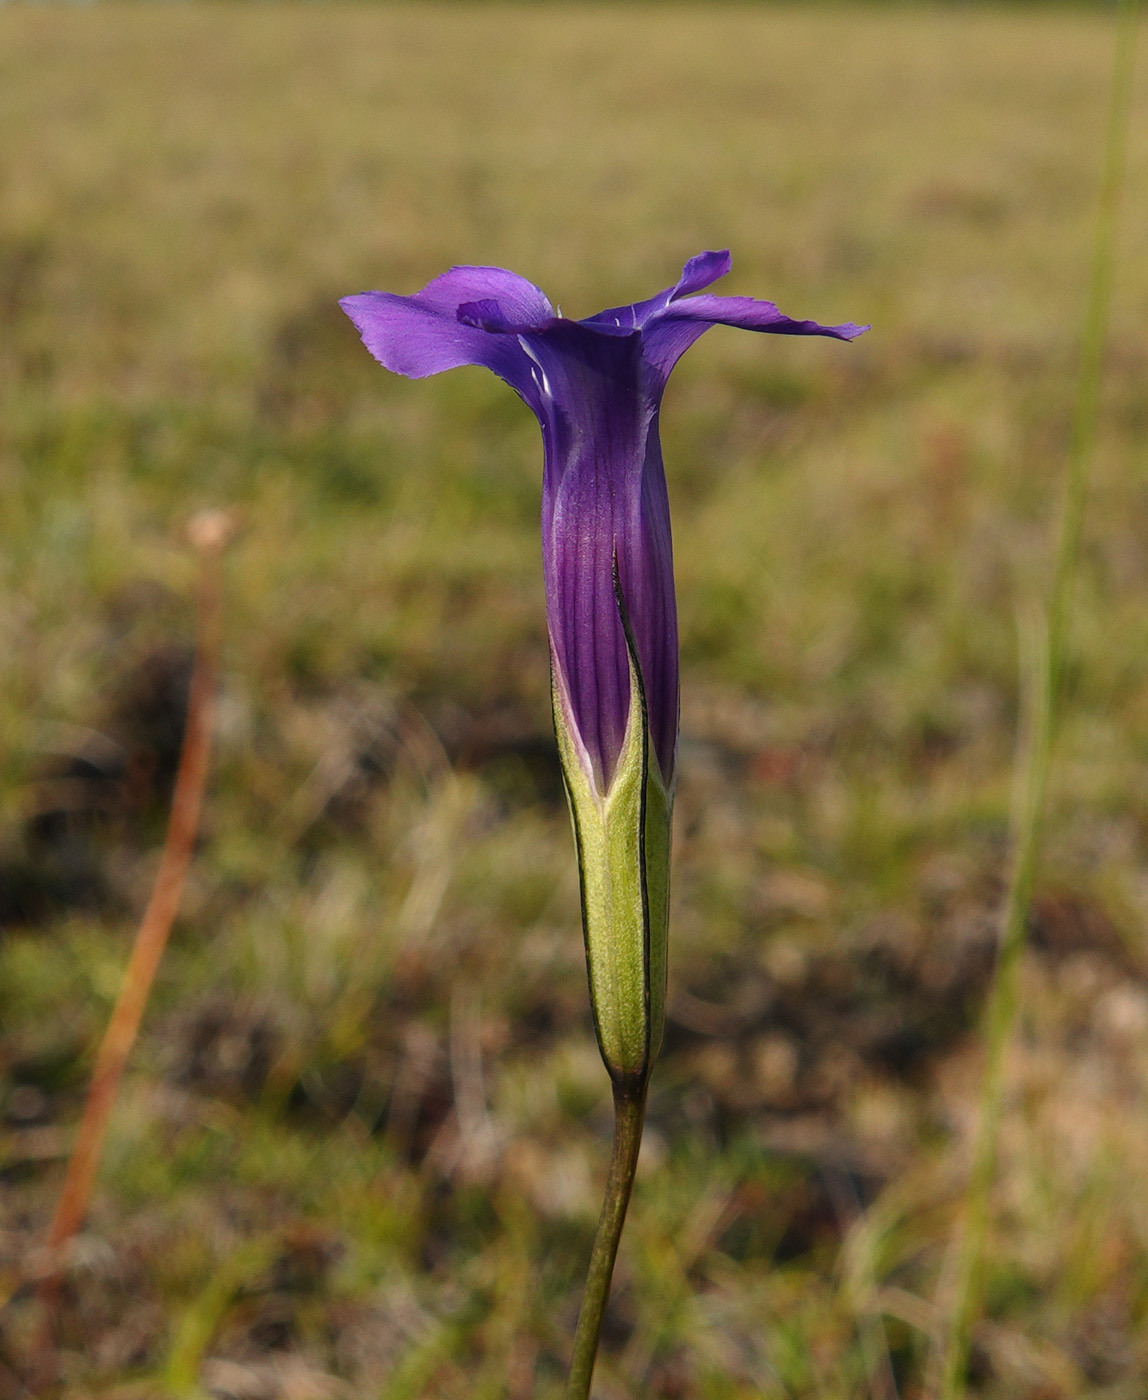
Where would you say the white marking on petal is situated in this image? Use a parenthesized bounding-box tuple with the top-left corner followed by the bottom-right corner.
(518, 337, 553, 401)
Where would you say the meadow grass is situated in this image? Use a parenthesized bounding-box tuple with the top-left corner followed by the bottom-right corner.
(2, 5, 1148, 1396)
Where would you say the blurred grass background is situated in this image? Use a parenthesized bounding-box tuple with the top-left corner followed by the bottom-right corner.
(2, 4, 1148, 1396)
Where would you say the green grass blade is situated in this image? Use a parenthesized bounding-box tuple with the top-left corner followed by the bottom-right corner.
(933, 2, 1142, 1394)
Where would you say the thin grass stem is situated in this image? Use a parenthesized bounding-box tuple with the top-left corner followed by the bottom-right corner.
(566, 1080, 647, 1400)
(933, 5, 1140, 1394)
(34, 511, 232, 1365)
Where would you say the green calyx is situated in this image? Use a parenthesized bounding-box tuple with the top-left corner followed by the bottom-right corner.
(552, 617, 673, 1087)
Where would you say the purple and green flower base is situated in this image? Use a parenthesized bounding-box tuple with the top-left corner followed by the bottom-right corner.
(342, 252, 864, 1398)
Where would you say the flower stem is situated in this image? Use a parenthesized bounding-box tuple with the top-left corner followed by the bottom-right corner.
(933, 4, 1139, 1395)
(566, 1080, 647, 1400)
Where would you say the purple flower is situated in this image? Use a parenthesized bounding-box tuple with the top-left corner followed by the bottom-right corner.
(341, 251, 864, 797)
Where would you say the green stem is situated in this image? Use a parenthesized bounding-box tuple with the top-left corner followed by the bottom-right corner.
(567, 1080, 648, 1400)
(934, 4, 1140, 1396)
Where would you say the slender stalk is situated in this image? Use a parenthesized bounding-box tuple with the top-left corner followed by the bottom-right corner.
(566, 1080, 648, 1400)
(35, 511, 231, 1357)
(933, 6, 1140, 1396)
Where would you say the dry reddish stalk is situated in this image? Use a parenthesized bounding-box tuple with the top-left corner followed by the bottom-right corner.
(35, 510, 232, 1352)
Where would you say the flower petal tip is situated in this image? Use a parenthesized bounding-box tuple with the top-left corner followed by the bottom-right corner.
(338, 292, 373, 328)
(676, 250, 732, 296)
